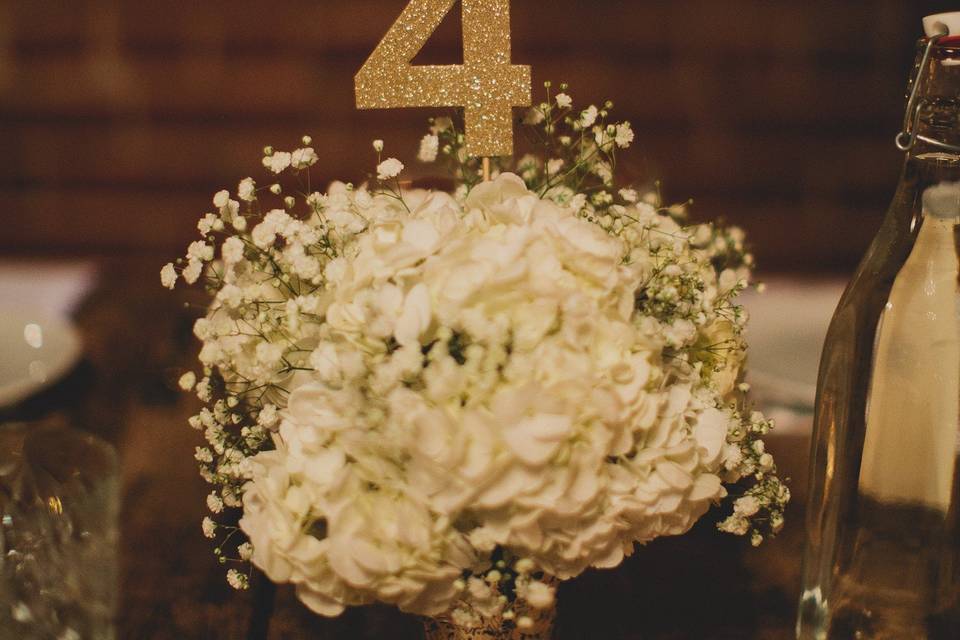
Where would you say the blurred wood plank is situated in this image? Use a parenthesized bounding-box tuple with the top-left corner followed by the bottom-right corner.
(0, 182, 881, 272)
(0, 120, 899, 194)
(0, 0, 954, 270)
(0, 49, 904, 127)
(5, 0, 921, 58)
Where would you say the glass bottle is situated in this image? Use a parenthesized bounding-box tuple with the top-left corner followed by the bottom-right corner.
(797, 19, 960, 639)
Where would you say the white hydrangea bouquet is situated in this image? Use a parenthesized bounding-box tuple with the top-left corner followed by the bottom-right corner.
(163, 84, 788, 639)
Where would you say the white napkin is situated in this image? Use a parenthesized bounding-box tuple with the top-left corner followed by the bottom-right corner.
(0, 261, 99, 317)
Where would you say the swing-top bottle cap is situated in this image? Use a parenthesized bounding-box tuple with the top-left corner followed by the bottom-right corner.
(924, 12, 960, 38)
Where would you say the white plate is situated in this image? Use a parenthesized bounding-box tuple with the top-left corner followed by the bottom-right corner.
(0, 309, 82, 408)
(740, 279, 845, 413)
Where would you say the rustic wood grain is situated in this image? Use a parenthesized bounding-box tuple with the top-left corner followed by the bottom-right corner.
(2, 0, 951, 268)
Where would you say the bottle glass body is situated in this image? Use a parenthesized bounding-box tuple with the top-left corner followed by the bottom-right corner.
(798, 39, 960, 639)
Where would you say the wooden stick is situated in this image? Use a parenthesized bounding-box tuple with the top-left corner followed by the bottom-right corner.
(482, 157, 491, 182)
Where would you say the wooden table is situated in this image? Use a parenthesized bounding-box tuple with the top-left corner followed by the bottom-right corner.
(1, 257, 810, 639)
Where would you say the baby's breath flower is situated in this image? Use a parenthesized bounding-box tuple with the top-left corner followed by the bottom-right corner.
(523, 107, 545, 125)
(291, 147, 318, 169)
(376, 157, 404, 180)
(178, 371, 196, 391)
(160, 263, 177, 289)
(257, 404, 279, 428)
(238, 177, 256, 202)
(555, 92, 572, 109)
(418, 134, 439, 163)
(524, 581, 555, 609)
(226, 569, 249, 590)
(263, 151, 291, 174)
(201, 517, 217, 539)
(430, 117, 453, 134)
(197, 213, 219, 236)
(372, 139, 384, 153)
(182, 259, 203, 285)
(579, 105, 598, 127)
(187, 240, 214, 262)
(615, 122, 635, 148)
(195, 377, 212, 402)
(206, 492, 224, 514)
(238, 542, 253, 561)
(222, 236, 244, 265)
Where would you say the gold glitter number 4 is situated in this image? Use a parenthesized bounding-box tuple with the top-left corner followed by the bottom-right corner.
(355, 0, 531, 158)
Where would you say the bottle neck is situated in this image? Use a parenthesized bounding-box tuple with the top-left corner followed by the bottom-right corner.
(898, 38, 960, 208)
(901, 37, 960, 156)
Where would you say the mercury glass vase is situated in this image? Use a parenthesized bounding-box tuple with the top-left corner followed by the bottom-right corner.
(797, 29, 960, 639)
(0, 422, 119, 639)
(422, 602, 556, 640)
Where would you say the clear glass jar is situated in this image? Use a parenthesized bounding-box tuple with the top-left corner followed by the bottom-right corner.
(797, 32, 960, 640)
(0, 422, 119, 639)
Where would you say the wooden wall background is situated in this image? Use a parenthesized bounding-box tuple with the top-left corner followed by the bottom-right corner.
(0, 1, 953, 271)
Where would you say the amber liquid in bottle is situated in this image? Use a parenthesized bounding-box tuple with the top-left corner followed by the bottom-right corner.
(797, 38, 960, 640)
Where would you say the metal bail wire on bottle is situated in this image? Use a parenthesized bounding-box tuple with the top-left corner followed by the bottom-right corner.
(895, 25, 960, 154)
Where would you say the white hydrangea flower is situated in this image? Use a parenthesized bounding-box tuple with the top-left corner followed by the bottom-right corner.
(226, 174, 771, 616)
(168, 108, 784, 622)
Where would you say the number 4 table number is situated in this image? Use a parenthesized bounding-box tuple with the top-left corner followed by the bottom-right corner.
(355, 0, 532, 159)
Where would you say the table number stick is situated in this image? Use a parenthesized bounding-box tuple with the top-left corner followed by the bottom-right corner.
(355, 0, 531, 159)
